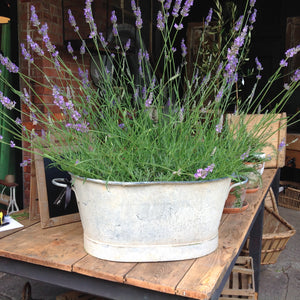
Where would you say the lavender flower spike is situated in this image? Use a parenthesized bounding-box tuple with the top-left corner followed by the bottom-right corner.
(134, 6, 143, 30)
(234, 15, 244, 31)
(285, 45, 300, 59)
(157, 11, 165, 31)
(21, 44, 34, 63)
(68, 9, 79, 32)
(291, 69, 300, 83)
(172, 0, 182, 17)
(181, 0, 194, 17)
(181, 38, 187, 57)
(255, 57, 263, 71)
(0, 53, 19, 73)
(30, 6, 40, 27)
(0, 91, 16, 110)
(111, 11, 118, 36)
(205, 8, 213, 26)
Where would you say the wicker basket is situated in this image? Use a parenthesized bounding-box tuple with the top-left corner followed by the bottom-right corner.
(278, 186, 300, 211)
(220, 256, 255, 299)
(242, 206, 296, 265)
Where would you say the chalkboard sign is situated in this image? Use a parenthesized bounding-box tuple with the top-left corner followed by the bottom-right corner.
(34, 151, 80, 228)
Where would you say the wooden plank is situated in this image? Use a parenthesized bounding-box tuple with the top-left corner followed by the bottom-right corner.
(175, 169, 276, 299)
(73, 255, 136, 284)
(29, 157, 40, 221)
(0, 221, 86, 272)
(0, 209, 39, 239)
(124, 259, 195, 295)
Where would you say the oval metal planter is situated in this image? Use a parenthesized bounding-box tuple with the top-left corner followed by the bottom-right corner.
(71, 176, 231, 262)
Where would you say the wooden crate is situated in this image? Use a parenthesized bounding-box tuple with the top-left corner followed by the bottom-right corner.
(220, 256, 255, 299)
(278, 186, 300, 211)
(227, 113, 287, 168)
(243, 206, 296, 265)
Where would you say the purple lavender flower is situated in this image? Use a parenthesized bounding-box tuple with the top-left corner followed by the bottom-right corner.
(205, 163, 215, 173)
(284, 83, 290, 90)
(39, 23, 57, 54)
(280, 59, 288, 67)
(255, 57, 263, 71)
(0, 53, 19, 73)
(145, 92, 153, 107)
(285, 45, 300, 59)
(27, 35, 44, 56)
(131, 0, 137, 11)
(216, 124, 222, 133)
(224, 26, 248, 81)
(157, 11, 165, 31)
(10, 141, 15, 148)
(124, 39, 131, 51)
(278, 138, 286, 152)
(15, 117, 22, 125)
(21, 44, 34, 63)
(250, 0, 256, 7)
(68, 9, 79, 32)
(20, 159, 31, 167)
(194, 163, 215, 179)
(30, 6, 40, 27)
(67, 42, 74, 54)
(215, 87, 224, 102)
(99, 32, 108, 47)
(291, 69, 300, 82)
(234, 15, 244, 31)
(249, 9, 257, 24)
(174, 23, 183, 30)
(216, 115, 223, 133)
(0, 91, 16, 109)
(164, 0, 172, 11)
(133, 6, 143, 30)
(78, 67, 90, 88)
(112, 26, 118, 37)
(181, 39, 187, 57)
(80, 41, 86, 55)
(205, 8, 213, 26)
(65, 122, 89, 133)
(118, 123, 125, 129)
(240, 152, 249, 160)
(84, 0, 97, 35)
(172, 0, 182, 17)
(181, 0, 194, 17)
(111, 10, 117, 24)
(0, 135, 2, 140)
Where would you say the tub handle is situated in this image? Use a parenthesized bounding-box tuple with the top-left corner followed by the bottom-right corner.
(229, 176, 248, 191)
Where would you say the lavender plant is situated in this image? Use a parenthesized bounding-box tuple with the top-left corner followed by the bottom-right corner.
(0, 0, 299, 182)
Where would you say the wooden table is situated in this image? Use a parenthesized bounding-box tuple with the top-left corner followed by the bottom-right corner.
(0, 169, 278, 300)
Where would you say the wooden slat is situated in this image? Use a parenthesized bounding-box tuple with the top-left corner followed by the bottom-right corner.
(0, 221, 86, 271)
(124, 260, 195, 295)
(73, 255, 136, 284)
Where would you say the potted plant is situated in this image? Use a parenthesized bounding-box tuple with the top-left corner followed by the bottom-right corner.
(0, 0, 299, 262)
(224, 175, 249, 213)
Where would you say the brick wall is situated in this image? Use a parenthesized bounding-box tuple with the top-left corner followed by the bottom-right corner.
(17, 0, 108, 206)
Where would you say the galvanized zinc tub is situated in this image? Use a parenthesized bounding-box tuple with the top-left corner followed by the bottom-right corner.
(71, 176, 231, 262)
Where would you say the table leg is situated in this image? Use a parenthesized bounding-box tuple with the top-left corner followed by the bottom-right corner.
(248, 195, 264, 293)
